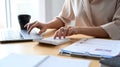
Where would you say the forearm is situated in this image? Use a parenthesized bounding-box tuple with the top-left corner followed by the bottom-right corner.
(76, 27, 110, 38)
(46, 18, 65, 29)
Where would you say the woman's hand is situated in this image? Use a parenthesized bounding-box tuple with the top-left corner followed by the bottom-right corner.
(24, 21, 47, 34)
(54, 26, 78, 39)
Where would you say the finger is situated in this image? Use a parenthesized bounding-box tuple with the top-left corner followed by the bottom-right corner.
(64, 26, 70, 36)
(27, 22, 38, 33)
(54, 27, 65, 39)
(67, 27, 73, 36)
(24, 23, 29, 30)
(57, 28, 64, 39)
(28, 21, 39, 29)
(62, 27, 68, 38)
(24, 22, 35, 30)
(38, 29, 45, 34)
(24, 23, 28, 28)
(54, 30, 59, 39)
(68, 27, 76, 36)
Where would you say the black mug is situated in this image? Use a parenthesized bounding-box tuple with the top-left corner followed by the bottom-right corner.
(18, 14, 31, 30)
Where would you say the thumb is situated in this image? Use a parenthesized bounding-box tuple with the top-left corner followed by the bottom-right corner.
(39, 29, 46, 34)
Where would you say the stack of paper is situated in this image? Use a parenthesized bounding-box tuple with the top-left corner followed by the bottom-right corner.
(0, 54, 91, 67)
(60, 38, 120, 58)
(0, 54, 48, 67)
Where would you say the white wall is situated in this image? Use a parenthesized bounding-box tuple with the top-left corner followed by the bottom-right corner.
(52, 0, 64, 19)
(15, 0, 41, 22)
(10, 0, 42, 29)
(45, 0, 64, 22)
(0, 0, 7, 28)
(9, 0, 64, 28)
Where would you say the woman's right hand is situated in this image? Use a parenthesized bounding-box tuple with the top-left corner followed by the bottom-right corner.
(54, 26, 78, 39)
(24, 21, 47, 34)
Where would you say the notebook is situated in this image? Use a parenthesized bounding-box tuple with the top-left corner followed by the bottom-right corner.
(60, 38, 120, 58)
(0, 54, 91, 67)
(38, 37, 71, 45)
(0, 29, 42, 43)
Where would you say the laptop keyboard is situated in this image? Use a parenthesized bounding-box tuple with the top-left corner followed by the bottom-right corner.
(20, 30, 32, 39)
(20, 30, 42, 40)
(0, 29, 42, 43)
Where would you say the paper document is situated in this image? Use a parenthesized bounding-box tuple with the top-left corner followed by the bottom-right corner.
(0, 54, 48, 67)
(0, 54, 91, 67)
(38, 56, 91, 67)
(60, 38, 120, 58)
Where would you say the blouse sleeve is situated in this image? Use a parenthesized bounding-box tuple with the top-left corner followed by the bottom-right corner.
(101, 4, 120, 40)
(56, 0, 75, 25)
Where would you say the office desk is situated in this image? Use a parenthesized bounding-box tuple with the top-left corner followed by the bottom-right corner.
(0, 29, 99, 67)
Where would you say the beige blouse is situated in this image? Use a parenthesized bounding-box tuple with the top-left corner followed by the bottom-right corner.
(57, 0, 120, 40)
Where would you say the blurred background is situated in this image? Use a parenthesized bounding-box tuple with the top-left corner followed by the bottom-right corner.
(0, 0, 64, 29)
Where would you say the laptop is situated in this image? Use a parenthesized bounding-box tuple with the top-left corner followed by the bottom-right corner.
(0, 14, 42, 43)
(0, 29, 42, 43)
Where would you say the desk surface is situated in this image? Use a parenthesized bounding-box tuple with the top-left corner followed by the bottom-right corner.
(0, 29, 99, 67)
